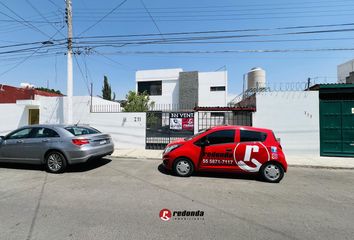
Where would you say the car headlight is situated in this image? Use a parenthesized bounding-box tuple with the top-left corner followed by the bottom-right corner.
(163, 144, 181, 154)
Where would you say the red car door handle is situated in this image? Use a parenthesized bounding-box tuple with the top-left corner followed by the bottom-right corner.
(226, 148, 233, 152)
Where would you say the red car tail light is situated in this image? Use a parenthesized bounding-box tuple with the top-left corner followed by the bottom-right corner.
(72, 139, 90, 146)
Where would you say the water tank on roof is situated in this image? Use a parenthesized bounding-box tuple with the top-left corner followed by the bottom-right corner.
(247, 67, 266, 90)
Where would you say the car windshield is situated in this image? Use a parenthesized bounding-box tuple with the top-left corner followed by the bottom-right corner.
(184, 128, 210, 141)
(64, 126, 100, 136)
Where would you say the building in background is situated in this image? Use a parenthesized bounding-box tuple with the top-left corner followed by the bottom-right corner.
(337, 59, 354, 84)
(136, 68, 228, 110)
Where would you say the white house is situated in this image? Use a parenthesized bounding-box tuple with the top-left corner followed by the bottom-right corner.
(136, 68, 228, 109)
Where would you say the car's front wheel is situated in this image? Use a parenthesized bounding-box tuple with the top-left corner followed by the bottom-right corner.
(45, 151, 67, 174)
(260, 162, 284, 183)
(173, 158, 194, 177)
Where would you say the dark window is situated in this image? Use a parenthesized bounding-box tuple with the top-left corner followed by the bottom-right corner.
(240, 130, 267, 142)
(199, 130, 235, 145)
(210, 86, 226, 92)
(6, 128, 32, 140)
(32, 128, 60, 138)
(65, 126, 100, 136)
(210, 112, 225, 117)
(138, 81, 162, 95)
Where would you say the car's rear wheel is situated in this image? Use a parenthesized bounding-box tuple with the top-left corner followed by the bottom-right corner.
(45, 151, 67, 174)
(173, 158, 194, 177)
(260, 162, 284, 183)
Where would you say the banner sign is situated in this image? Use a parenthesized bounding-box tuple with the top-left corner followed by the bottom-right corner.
(169, 112, 194, 131)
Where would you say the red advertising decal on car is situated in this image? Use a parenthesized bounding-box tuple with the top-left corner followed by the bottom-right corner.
(233, 143, 270, 172)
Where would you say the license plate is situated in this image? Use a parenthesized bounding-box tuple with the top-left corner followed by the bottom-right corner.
(100, 140, 107, 145)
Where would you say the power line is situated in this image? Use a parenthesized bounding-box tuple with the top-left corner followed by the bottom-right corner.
(47, 0, 63, 10)
(78, 0, 129, 36)
(95, 48, 354, 55)
(0, 26, 64, 78)
(74, 37, 354, 48)
(71, 13, 354, 22)
(94, 50, 136, 71)
(25, 0, 65, 38)
(73, 7, 354, 17)
(140, 0, 165, 41)
(1, 24, 353, 55)
(0, 19, 60, 24)
(70, 28, 354, 46)
(0, 43, 66, 55)
(57, 22, 354, 44)
(73, 54, 91, 94)
(75, 0, 354, 11)
(0, 2, 50, 38)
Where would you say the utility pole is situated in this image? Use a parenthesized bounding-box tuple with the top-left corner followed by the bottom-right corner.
(66, 0, 73, 124)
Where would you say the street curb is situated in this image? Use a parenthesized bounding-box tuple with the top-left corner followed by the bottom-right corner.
(287, 164, 354, 170)
(111, 157, 354, 170)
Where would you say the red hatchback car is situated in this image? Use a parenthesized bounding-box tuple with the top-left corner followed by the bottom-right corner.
(162, 125, 287, 183)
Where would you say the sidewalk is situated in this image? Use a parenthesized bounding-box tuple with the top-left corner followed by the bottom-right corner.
(112, 149, 354, 169)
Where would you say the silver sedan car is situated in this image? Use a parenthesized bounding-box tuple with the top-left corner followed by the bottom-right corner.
(0, 125, 114, 173)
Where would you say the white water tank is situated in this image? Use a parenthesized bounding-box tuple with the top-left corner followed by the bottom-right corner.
(247, 67, 266, 89)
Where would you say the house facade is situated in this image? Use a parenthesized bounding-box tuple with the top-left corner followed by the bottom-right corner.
(136, 68, 228, 110)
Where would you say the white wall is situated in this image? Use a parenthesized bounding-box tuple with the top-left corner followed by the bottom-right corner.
(0, 104, 29, 136)
(253, 91, 320, 157)
(36, 96, 145, 149)
(85, 113, 146, 149)
(198, 71, 227, 107)
(136, 68, 182, 107)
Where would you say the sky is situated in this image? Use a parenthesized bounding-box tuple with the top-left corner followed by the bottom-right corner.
(0, 0, 354, 99)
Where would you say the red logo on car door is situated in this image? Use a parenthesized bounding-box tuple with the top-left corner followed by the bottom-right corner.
(233, 143, 270, 172)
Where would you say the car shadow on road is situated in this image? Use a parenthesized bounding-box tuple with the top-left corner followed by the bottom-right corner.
(0, 158, 112, 173)
(157, 164, 261, 182)
(67, 158, 112, 172)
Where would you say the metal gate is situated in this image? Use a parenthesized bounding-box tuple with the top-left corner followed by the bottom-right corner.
(320, 100, 354, 157)
(146, 112, 194, 149)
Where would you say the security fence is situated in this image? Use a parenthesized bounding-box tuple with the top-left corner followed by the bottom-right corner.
(146, 111, 194, 149)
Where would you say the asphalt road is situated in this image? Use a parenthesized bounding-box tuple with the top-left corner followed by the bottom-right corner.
(0, 157, 353, 240)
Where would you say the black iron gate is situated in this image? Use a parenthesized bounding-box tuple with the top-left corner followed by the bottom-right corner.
(146, 112, 194, 149)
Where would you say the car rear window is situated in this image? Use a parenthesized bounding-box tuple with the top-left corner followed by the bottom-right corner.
(240, 130, 267, 142)
(64, 126, 100, 136)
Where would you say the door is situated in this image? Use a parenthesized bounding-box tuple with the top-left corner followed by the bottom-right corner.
(28, 109, 39, 125)
(0, 128, 34, 162)
(342, 101, 354, 154)
(25, 127, 61, 162)
(234, 130, 270, 173)
(320, 101, 342, 154)
(320, 100, 354, 156)
(197, 129, 237, 171)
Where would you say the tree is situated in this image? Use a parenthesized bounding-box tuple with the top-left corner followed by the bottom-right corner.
(102, 75, 115, 101)
(35, 87, 62, 95)
(123, 91, 155, 112)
